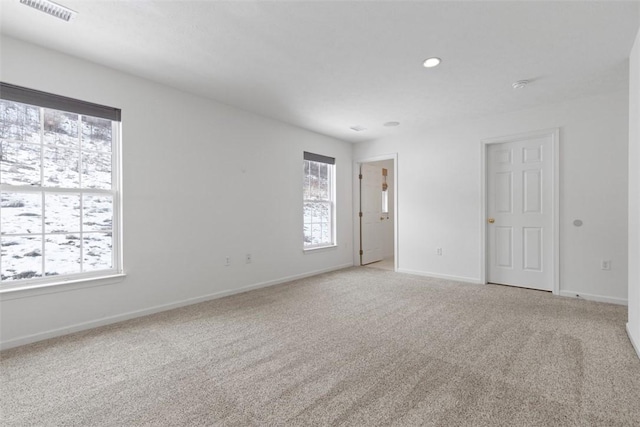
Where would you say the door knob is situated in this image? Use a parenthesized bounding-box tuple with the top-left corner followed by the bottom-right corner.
(488, 218, 495, 224)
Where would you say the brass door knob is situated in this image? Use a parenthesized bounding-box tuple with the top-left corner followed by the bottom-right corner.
(488, 218, 495, 224)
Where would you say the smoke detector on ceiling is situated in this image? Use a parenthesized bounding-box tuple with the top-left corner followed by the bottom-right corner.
(512, 80, 530, 89)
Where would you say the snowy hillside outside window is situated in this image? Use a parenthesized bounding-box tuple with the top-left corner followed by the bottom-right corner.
(303, 152, 335, 249)
(0, 83, 121, 289)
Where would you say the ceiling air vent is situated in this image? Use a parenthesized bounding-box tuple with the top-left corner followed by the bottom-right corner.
(20, 0, 77, 22)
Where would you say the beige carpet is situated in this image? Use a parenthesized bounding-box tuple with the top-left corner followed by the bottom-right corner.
(364, 257, 395, 271)
(1, 267, 639, 426)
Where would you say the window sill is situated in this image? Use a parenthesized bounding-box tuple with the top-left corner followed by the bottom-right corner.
(303, 244, 338, 254)
(0, 273, 127, 301)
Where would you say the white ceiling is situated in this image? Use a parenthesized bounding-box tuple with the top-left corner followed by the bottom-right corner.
(1, 1, 639, 143)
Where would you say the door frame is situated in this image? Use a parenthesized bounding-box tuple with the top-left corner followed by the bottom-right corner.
(480, 128, 560, 295)
(353, 153, 398, 271)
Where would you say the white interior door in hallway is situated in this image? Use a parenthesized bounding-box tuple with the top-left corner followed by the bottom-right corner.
(486, 130, 558, 291)
(360, 163, 383, 265)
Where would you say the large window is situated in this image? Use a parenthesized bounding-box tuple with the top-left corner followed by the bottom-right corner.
(0, 83, 122, 289)
(303, 151, 335, 249)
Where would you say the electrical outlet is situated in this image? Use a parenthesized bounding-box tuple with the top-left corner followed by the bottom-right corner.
(601, 260, 611, 270)
(436, 248, 442, 256)
(246, 253, 252, 264)
(225, 257, 230, 267)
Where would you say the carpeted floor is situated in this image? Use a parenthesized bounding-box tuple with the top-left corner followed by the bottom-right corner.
(1, 267, 639, 426)
(364, 257, 395, 271)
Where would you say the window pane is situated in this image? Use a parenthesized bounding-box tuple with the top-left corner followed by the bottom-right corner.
(303, 202, 313, 225)
(311, 223, 322, 245)
(81, 151, 111, 190)
(43, 109, 78, 148)
(83, 232, 112, 271)
(382, 190, 388, 214)
(43, 146, 80, 187)
(1, 140, 41, 186)
(1, 192, 42, 235)
(320, 222, 331, 244)
(45, 193, 80, 233)
(310, 161, 319, 198)
(318, 202, 330, 223)
(303, 224, 311, 246)
(303, 224, 311, 245)
(83, 195, 113, 231)
(1, 236, 42, 281)
(0, 100, 40, 144)
(318, 163, 328, 199)
(44, 234, 81, 276)
(303, 160, 311, 199)
(82, 116, 112, 152)
(307, 201, 329, 224)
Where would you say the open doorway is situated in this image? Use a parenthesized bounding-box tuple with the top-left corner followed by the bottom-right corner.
(354, 156, 397, 271)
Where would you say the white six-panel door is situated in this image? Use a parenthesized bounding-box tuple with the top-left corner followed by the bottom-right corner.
(487, 133, 555, 291)
(360, 164, 383, 265)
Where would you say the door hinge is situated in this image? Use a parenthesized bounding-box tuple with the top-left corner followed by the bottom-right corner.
(359, 212, 363, 217)
(359, 174, 363, 179)
(359, 250, 363, 255)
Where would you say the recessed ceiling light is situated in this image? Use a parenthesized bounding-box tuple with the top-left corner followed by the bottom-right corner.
(350, 125, 367, 132)
(20, 0, 77, 22)
(422, 57, 441, 68)
(383, 122, 400, 127)
(512, 80, 529, 89)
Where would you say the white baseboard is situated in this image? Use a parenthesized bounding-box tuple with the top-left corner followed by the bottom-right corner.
(627, 323, 640, 360)
(396, 268, 482, 284)
(0, 263, 353, 351)
(559, 290, 627, 306)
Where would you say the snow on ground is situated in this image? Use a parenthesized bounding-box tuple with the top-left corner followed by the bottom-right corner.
(1, 101, 114, 281)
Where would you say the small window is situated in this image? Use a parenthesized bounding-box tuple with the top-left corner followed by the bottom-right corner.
(382, 189, 389, 214)
(303, 152, 335, 249)
(381, 167, 389, 214)
(0, 83, 122, 289)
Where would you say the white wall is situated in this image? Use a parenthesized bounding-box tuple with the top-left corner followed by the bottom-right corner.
(628, 28, 640, 358)
(354, 90, 629, 303)
(368, 160, 395, 259)
(0, 36, 353, 349)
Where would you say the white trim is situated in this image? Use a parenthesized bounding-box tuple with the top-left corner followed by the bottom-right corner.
(303, 244, 337, 253)
(114, 118, 124, 278)
(0, 263, 353, 350)
(559, 290, 627, 306)
(480, 128, 560, 295)
(627, 323, 640, 360)
(396, 268, 483, 284)
(353, 153, 398, 272)
(0, 272, 126, 301)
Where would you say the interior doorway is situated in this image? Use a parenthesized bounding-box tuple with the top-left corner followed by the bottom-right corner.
(354, 156, 397, 271)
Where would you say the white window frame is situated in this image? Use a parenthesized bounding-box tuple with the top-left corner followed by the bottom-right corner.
(0, 84, 123, 293)
(303, 152, 336, 251)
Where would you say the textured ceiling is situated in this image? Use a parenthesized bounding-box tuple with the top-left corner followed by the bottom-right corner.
(1, 1, 639, 143)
